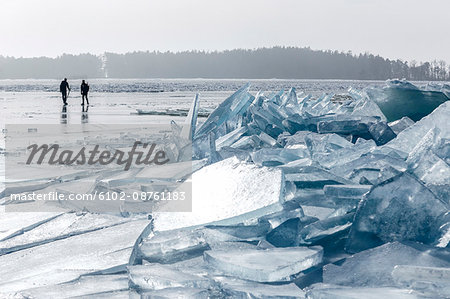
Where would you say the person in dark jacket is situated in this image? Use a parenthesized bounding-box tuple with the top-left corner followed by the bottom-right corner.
(60, 78, 71, 105)
(80, 80, 90, 106)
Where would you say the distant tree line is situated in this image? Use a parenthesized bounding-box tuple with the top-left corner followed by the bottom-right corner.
(0, 47, 448, 80)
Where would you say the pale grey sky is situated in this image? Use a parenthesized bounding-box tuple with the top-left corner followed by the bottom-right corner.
(0, 0, 449, 62)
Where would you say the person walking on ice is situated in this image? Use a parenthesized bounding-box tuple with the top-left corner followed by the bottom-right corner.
(60, 78, 71, 105)
(81, 80, 90, 106)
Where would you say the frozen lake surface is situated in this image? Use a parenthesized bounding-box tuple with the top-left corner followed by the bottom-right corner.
(1, 79, 387, 125)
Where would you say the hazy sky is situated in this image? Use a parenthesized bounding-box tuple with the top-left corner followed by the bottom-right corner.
(1, 0, 449, 62)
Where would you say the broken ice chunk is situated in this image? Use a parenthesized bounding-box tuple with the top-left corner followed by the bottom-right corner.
(388, 116, 415, 135)
(328, 153, 406, 183)
(0, 219, 149, 293)
(367, 121, 396, 145)
(152, 157, 284, 231)
(204, 246, 323, 282)
(195, 83, 254, 139)
(218, 277, 306, 298)
(128, 264, 212, 291)
(323, 184, 371, 200)
(324, 242, 450, 287)
(366, 79, 449, 122)
(284, 166, 353, 189)
(0, 213, 132, 256)
(386, 101, 450, 154)
(297, 213, 354, 245)
(138, 228, 209, 264)
(215, 126, 248, 150)
(266, 214, 317, 247)
(180, 93, 199, 142)
(307, 283, 424, 299)
(139, 287, 210, 298)
(230, 135, 261, 150)
(305, 133, 353, 156)
(258, 131, 280, 147)
(406, 127, 450, 202)
(251, 148, 308, 167)
(347, 173, 448, 252)
(323, 184, 371, 207)
(316, 115, 378, 136)
(349, 88, 387, 121)
(18, 274, 129, 299)
(392, 265, 450, 297)
(301, 206, 335, 220)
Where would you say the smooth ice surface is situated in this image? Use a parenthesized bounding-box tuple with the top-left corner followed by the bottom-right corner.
(152, 157, 284, 231)
(204, 246, 323, 282)
(323, 242, 450, 287)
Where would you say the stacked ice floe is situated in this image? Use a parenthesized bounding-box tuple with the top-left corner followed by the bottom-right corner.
(366, 79, 449, 122)
(1, 80, 449, 298)
(129, 82, 449, 298)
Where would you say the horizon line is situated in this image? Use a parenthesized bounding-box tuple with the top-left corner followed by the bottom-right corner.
(1, 46, 448, 64)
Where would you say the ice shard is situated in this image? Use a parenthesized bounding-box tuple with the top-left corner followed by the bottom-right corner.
(307, 283, 423, 299)
(347, 173, 448, 252)
(0, 213, 132, 255)
(284, 166, 353, 189)
(266, 215, 317, 247)
(392, 265, 450, 297)
(152, 157, 284, 231)
(388, 116, 415, 135)
(297, 213, 354, 245)
(215, 126, 248, 150)
(324, 242, 450, 287)
(195, 83, 254, 139)
(128, 264, 212, 291)
(251, 148, 308, 167)
(18, 275, 129, 299)
(138, 228, 209, 264)
(387, 101, 450, 154)
(323, 184, 371, 201)
(406, 127, 450, 202)
(139, 287, 210, 298)
(218, 277, 306, 298)
(180, 93, 199, 142)
(204, 246, 323, 282)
